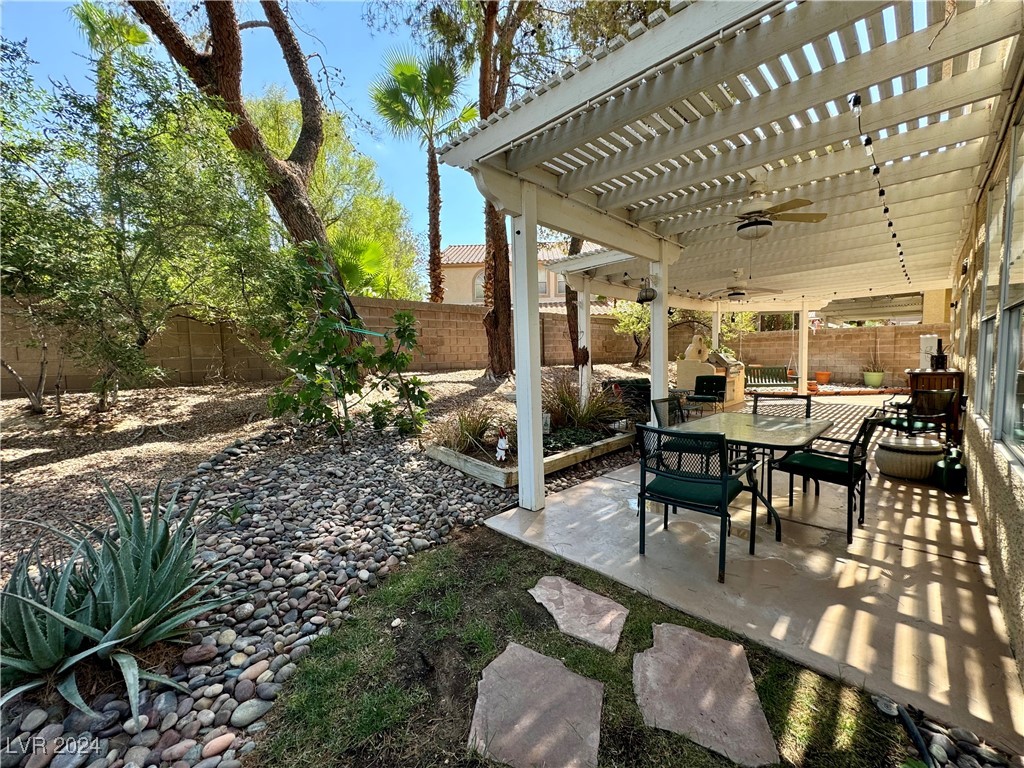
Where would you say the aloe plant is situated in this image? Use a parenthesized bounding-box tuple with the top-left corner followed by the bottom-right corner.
(0, 482, 238, 720)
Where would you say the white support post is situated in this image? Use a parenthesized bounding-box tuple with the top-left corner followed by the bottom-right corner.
(511, 182, 545, 511)
(711, 307, 722, 349)
(798, 301, 810, 396)
(577, 276, 593, 404)
(649, 248, 669, 421)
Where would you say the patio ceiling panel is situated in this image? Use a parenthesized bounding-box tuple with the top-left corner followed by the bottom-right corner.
(440, 0, 1022, 307)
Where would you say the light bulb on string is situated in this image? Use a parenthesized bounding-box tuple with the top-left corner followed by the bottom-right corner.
(864, 135, 874, 156)
(850, 93, 862, 118)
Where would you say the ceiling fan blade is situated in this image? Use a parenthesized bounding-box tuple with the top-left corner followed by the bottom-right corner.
(763, 198, 813, 215)
(747, 286, 783, 296)
(772, 211, 828, 223)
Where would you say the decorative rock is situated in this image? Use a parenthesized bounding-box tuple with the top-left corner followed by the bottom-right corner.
(193, 758, 223, 768)
(122, 717, 148, 737)
(956, 756, 983, 768)
(930, 743, 949, 764)
(233, 679, 256, 703)
(528, 576, 628, 652)
(950, 728, 980, 746)
(201, 734, 235, 758)
(468, 643, 603, 768)
(234, 603, 256, 621)
(633, 624, 779, 767)
(182, 645, 219, 665)
(159, 740, 197, 762)
(239, 660, 270, 682)
(229, 700, 273, 728)
(22, 709, 49, 732)
(255, 683, 281, 700)
(50, 748, 91, 768)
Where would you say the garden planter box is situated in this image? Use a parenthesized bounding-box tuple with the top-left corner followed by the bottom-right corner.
(426, 431, 636, 489)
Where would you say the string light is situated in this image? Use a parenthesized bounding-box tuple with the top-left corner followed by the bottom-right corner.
(850, 92, 911, 286)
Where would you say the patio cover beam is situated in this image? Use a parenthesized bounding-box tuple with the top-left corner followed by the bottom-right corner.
(577, 276, 592, 403)
(440, 1, 779, 169)
(649, 251, 669, 418)
(561, 8, 1011, 196)
(471, 165, 669, 261)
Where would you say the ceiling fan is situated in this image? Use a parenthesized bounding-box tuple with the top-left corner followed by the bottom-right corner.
(704, 268, 782, 301)
(733, 179, 827, 240)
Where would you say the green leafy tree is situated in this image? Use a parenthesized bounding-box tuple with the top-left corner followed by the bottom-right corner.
(268, 246, 430, 436)
(610, 303, 756, 367)
(2, 40, 273, 410)
(370, 49, 477, 303)
(247, 88, 425, 299)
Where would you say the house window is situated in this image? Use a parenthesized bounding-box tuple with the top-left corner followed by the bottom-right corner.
(557, 274, 566, 295)
(1001, 121, 1024, 457)
(978, 173, 1008, 420)
(538, 267, 549, 296)
(473, 269, 486, 300)
(958, 286, 969, 358)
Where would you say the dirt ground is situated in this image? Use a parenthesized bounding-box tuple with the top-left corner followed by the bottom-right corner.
(0, 363, 644, 571)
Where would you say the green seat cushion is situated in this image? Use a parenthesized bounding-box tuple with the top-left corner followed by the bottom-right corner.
(882, 417, 942, 432)
(644, 474, 742, 508)
(777, 452, 863, 484)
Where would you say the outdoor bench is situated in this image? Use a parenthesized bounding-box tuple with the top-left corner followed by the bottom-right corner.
(744, 366, 791, 388)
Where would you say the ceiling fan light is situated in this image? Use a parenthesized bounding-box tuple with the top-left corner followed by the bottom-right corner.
(737, 218, 772, 240)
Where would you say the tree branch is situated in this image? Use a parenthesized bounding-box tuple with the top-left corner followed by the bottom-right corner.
(260, 0, 324, 177)
(128, 2, 210, 85)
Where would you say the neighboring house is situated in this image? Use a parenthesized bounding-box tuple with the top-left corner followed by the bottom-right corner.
(440, 242, 604, 308)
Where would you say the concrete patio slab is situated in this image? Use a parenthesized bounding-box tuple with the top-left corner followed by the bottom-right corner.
(528, 575, 629, 651)
(486, 448, 1024, 755)
(634, 623, 780, 767)
(467, 642, 604, 768)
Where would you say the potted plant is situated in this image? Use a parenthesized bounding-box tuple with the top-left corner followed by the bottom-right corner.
(814, 370, 832, 385)
(862, 353, 885, 388)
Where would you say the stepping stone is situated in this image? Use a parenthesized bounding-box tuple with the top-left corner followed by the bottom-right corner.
(633, 624, 779, 767)
(528, 576, 629, 651)
(468, 643, 603, 768)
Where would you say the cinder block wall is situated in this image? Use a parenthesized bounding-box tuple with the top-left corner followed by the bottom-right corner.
(733, 323, 949, 386)
(1, 294, 948, 397)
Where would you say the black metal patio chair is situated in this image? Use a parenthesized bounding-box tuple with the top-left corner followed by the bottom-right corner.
(636, 424, 760, 583)
(880, 388, 958, 444)
(768, 410, 885, 544)
(680, 375, 727, 415)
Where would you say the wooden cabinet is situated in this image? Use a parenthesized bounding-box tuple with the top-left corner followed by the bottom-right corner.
(904, 369, 965, 443)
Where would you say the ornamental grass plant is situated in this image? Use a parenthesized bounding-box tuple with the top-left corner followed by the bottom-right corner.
(0, 483, 237, 721)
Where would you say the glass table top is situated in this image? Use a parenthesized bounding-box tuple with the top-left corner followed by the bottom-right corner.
(669, 412, 834, 450)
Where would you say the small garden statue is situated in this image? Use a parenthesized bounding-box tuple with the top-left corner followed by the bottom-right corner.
(495, 426, 510, 462)
(683, 334, 708, 362)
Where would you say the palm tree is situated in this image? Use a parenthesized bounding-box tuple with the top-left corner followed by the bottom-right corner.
(370, 49, 477, 303)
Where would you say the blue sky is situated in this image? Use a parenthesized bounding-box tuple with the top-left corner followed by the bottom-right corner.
(1, 0, 487, 248)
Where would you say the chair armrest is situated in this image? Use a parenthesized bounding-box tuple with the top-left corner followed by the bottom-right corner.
(804, 447, 851, 460)
(813, 436, 856, 448)
(727, 460, 759, 479)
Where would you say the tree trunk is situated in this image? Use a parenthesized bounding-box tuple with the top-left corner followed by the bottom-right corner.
(483, 202, 514, 376)
(563, 236, 589, 369)
(426, 141, 444, 303)
(1, 357, 45, 414)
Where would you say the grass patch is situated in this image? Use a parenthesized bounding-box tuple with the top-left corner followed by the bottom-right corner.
(249, 528, 909, 768)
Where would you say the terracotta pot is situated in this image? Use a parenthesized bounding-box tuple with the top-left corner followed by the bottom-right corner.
(814, 371, 832, 385)
(806, 381, 819, 393)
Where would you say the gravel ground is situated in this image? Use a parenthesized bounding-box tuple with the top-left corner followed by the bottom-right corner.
(0, 364, 644, 768)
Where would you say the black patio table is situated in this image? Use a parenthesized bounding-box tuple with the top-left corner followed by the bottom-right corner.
(667, 412, 834, 537)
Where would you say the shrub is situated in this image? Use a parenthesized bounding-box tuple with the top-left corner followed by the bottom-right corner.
(431, 406, 494, 454)
(0, 483, 238, 720)
(542, 372, 628, 430)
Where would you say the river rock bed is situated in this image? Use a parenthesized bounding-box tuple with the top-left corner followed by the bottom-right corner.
(0, 419, 639, 768)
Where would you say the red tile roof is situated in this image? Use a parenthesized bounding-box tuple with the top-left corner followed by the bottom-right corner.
(440, 242, 603, 265)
